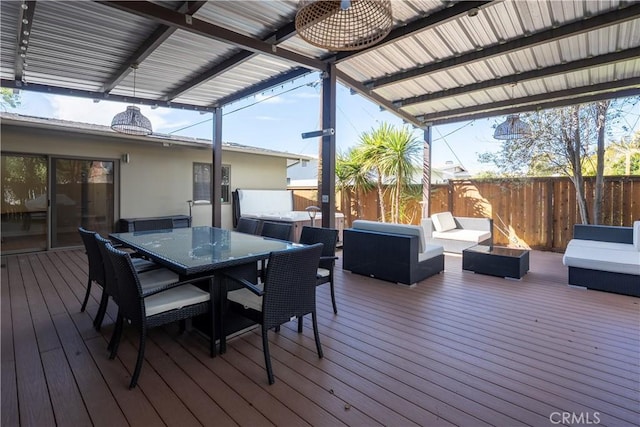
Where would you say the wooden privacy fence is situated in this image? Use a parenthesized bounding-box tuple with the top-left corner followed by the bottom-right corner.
(291, 176, 640, 252)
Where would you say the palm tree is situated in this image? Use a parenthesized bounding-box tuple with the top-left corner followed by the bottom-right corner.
(373, 125, 421, 223)
(358, 123, 392, 221)
(336, 148, 373, 220)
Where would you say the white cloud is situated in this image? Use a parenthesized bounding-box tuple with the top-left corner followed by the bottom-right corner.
(50, 96, 120, 126)
(293, 92, 320, 99)
(256, 115, 279, 121)
(48, 95, 185, 133)
(52, 96, 154, 120)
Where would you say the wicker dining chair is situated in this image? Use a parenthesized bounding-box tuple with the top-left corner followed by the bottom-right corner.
(80, 227, 158, 329)
(260, 221, 293, 241)
(94, 234, 176, 333)
(258, 221, 294, 280)
(235, 217, 261, 235)
(299, 226, 340, 318)
(78, 227, 105, 315)
(104, 243, 215, 389)
(223, 243, 324, 384)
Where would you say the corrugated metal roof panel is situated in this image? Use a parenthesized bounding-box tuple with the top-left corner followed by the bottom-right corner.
(279, 36, 328, 60)
(619, 19, 640, 49)
(0, 1, 19, 81)
(195, 0, 296, 38)
(109, 29, 237, 102)
(173, 55, 296, 106)
(23, 2, 157, 91)
(389, 0, 444, 24)
(529, 42, 562, 68)
(433, 20, 480, 54)
(402, 56, 640, 119)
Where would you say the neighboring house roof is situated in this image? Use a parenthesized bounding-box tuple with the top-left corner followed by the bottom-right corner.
(287, 158, 319, 187)
(432, 162, 471, 183)
(0, 112, 313, 161)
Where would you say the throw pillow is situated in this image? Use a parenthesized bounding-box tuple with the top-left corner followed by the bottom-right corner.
(432, 212, 457, 232)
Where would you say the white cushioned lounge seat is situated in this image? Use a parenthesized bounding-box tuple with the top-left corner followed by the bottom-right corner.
(423, 212, 493, 253)
(563, 239, 640, 276)
(562, 221, 640, 297)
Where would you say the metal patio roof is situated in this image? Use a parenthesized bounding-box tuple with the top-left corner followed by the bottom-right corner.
(1, 0, 639, 128)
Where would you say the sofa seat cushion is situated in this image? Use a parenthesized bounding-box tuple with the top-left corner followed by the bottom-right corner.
(433, 229, 491, 243)
(563, 240, 640, 275)
(634, 221, 640, 251)
(352, 220, 425, 252)
(418, 244, 444, 262)
(431, 212, 457, 232)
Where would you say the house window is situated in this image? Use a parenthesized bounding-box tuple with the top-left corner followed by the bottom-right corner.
(193, 163, 230, 204)
(221, 165, 230, 203)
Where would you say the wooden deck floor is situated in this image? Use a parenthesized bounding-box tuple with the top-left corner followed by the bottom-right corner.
(2, 249, 639, 427)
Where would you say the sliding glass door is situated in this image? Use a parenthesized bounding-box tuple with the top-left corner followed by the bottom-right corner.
(52, 158, 114, 248)
(1, 154, 115, 253)
(1, 154, 48, 253)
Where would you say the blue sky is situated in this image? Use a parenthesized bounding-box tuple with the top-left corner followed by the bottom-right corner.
(8, 72, 639, 175)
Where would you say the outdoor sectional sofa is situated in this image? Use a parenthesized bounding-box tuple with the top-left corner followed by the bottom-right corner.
(342, 220, 444, 286)
(422, 211, 493, 253)
(562, 222, 640, 297)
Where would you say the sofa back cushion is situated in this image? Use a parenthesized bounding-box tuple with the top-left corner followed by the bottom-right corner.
(431, 212, 457, 232)
(421, 218, 434, 239)
(352, 220, 425, 253)
(634, 221, 640, 251)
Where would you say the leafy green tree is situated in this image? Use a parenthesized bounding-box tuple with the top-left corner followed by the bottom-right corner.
(607, 133, 640, 175)
(1, 88, 21, 111)
(583, 132, 640, 175)
(479, 97, 638, 224)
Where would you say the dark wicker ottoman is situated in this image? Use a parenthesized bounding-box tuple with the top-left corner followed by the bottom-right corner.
(462, 245, 530, 279)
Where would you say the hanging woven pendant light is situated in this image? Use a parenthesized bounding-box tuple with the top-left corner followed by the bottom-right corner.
(111, 106, 153, 136)
(493, 114, 530, 140)
(493, 83, 530, 140)
(111, 64, 153, 136)
(295, 0, 393, 51)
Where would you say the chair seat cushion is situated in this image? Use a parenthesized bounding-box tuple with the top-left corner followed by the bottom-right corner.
(227, 283, 264, 312)
(418, 244, 444, 262)
(138, 268, 179, 291)
(317, 267, 330, 278)
(146, 284, 210, 317)
(433, 229, 491, 243)
(131, 258, 159, 272)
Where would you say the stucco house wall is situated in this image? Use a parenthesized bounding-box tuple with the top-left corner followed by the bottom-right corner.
(1, 117, 298, 233)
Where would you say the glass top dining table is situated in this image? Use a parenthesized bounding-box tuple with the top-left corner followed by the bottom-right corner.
(110, 226, 299, 276)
